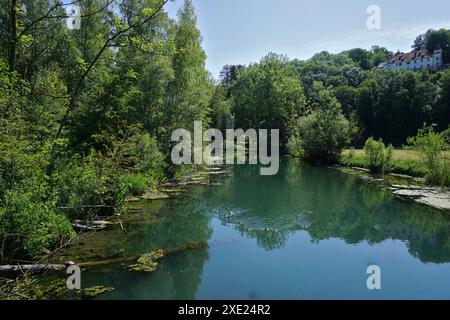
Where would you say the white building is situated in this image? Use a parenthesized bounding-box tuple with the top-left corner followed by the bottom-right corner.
(378, 47, 443, 71)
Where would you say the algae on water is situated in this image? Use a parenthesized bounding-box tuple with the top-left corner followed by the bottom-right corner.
(0, 276, 114, 300)
(80, 286, 114, 299)
(129, 249, 165, 272)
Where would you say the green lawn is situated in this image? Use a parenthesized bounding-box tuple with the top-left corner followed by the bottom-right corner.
(340, 149, 427, 177)
(342, 149, 425, 160)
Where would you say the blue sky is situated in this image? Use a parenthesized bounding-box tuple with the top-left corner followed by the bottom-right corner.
(164, 0, 450, 78)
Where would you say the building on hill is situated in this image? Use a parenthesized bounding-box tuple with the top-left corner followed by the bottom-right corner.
(378, 47, 443, 71)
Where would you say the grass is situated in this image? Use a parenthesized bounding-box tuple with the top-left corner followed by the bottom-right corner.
(340, 149, 428, 177)
(342, 149, 422, 160)
(120, 173, 149, 196)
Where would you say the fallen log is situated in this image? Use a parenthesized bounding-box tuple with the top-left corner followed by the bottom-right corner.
(72, 223, 96, 232)
(57, 205, 114, 210)
(72, 220, 113, 232)
(77, 241, 208, 268)
(0, 242, 208, 273)
(0, 261, 74, 273)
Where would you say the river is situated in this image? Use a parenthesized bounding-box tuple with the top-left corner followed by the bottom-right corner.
(50, 160, 450, 299)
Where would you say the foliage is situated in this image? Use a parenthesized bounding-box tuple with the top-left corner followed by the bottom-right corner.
(112, 130, 165, 175)
(210, 85, 234, 130)
(291, 110, 352, 164)
(0, 0, 212, 260)
(1, 0, 450, 262)
(425, 29, 450, 63)
(363, 138, 393, 173)
(443, 127, 450, 144)
(340, 153, 427, 177)
(0, 179, 74, 259)
(51, 152, 123, 219)
(231, 53, 307, 150)
(407, 126, 450, 186)
(288, 83, 353, 164)
(120, 174, 149, 196)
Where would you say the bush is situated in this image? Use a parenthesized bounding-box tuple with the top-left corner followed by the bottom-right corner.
(51, 152, 123, 219)
(290, 108, 352, 164)
(112, 131, 166, 188)
(363, 138, 393, 173)
(443, 127, 450, 144)
(0, 178, 74, 260)
(407, 126, 450, 186)
(114, 131, 165, 174)
(120, 173, 148, 196)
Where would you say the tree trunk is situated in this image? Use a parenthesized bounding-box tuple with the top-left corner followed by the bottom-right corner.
(0, 241, 207, 274)
(0, 264, 66, 273)
(8, 0, 17, 73)
(7, 0, 17, 116)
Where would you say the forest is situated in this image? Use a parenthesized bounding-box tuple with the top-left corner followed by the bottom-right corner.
(0, 0, 449, 262)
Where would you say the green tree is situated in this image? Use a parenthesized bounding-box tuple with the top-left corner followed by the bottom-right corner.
(425, 29, 450, 63)
(289, 82, 353, 164)
(407, 126, 450, 186)
(231, 53, 307, 150)
(346, 48, 372, 70)
(363, 137, 393, 173)
(165, 0, 213, 149)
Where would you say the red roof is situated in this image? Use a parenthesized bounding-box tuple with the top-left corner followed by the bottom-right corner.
(387, 49, 432, 64)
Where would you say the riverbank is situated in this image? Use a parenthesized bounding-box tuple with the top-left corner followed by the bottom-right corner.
(0, 163, 235, 299)
(340, 149, 428, 177)
(125, 165, 230, 202)
(7, 162, 450, 300)
(335, 165, 450, 212)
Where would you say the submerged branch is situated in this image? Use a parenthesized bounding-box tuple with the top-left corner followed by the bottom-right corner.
(0, 241, 207, 274)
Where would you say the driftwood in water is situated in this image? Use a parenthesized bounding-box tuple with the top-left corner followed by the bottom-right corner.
(77, 241, 207, 268)
(72, 219, 113, 232)
(72, 223, 96, 232)
(57, 205, 114, 210)
(0, 263, 70, 273)
(0, 242, 207, 273)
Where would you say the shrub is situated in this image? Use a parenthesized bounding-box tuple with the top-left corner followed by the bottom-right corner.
(407, 126, 450, 186)
(363, 137, 393, 173)
(348, 147, 356, 159)
(120, 173, 148, 196)
(287, 135, 303, 158)
(114, 131, 165, 174)
(0, 178, 74, 260)
(51, 152, 123, 219)
(443, 127, 450, 144)
(290, 108, 352, 164)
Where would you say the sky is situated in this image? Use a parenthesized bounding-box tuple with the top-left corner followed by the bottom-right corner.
(164, 0, 450, 78)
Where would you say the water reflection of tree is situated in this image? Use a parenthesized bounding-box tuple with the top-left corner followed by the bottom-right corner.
(82, 247, 210, 300)
(209, 160, 450, 263)
(64, 185, 214, 299)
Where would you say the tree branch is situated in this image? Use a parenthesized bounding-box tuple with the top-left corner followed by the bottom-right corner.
(53, 0, 170, 143)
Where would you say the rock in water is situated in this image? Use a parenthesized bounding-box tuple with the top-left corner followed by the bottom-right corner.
(392, 186, 450, 211)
